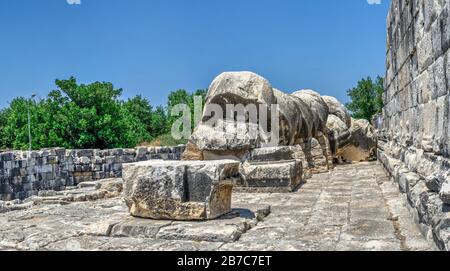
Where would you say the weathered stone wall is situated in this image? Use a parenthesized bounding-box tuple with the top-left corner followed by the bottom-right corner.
(0, 146, 185, 201)
(379, 0, 450, 250)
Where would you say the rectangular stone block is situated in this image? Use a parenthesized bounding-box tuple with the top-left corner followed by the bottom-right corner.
(383, 1, 450, 250)
(444, 50, 450, 95)
(122, 160, 240, 221)
(93, 172, 105, 180)
(135, 146, 148, 156)
(414, 1, 425, 43)
(237, 160, 302, 192)
(250, 146, 296, 162)
(431, 18, 443, 59)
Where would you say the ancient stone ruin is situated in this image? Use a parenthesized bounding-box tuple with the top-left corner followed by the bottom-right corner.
(0, 146, 185, 201)
(120, 71, 377, 221)
(378, 0, 450, 250)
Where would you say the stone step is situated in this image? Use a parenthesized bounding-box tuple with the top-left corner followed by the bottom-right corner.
(237, 160, 303, 193)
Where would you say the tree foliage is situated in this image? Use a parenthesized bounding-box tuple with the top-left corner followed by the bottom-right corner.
(123, 95, 154, 136)
(346, 76, 384, 121)
(0, 77, 207, 150)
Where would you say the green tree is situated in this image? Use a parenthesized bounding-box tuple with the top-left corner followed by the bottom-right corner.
(346, 76, 384, 121)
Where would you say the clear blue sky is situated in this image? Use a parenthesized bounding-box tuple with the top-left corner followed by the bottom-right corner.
(0, 0, 390, 109)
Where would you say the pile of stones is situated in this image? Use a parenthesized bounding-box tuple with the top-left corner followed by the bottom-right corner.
(123, 160, 241, 220)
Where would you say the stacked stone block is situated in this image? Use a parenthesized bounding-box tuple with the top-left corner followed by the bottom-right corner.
(380, 0, 450, 250)
(383, 0, 450, 155)
(235, 146, 307, 192)
(0, 146, 185, 201)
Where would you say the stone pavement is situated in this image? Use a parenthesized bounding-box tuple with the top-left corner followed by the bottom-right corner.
(0, 162, 434, 251)
(222, 162, 434, 251)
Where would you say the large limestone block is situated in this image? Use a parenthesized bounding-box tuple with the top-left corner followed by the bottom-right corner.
(187, 72, 276, 156)
(202, 149, 250, 162)
(306, 137, 333, 173)
(123, 160, 240, 221)
(237, 160, 302, 192)
(425, 172, 447, 192)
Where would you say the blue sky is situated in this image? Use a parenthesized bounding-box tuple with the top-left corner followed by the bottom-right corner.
(0, 0, 390, 109)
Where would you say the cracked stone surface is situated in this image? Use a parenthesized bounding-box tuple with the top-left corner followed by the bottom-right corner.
(221, 162, 434, 251)
(0, 162, 434, 251)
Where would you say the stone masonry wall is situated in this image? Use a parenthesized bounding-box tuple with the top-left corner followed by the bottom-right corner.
(0, 146, 185, 201)
(379, 0, 450, 250)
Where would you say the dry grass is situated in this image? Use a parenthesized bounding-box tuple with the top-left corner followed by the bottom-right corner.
(138, 134, 188, 147)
